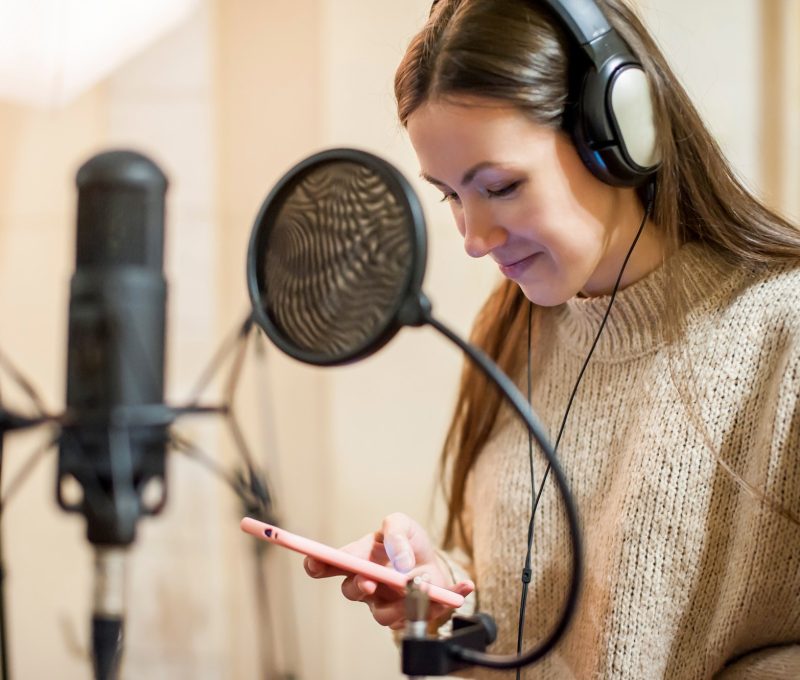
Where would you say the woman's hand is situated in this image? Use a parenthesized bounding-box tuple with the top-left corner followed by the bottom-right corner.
(303, 512, 474, 630)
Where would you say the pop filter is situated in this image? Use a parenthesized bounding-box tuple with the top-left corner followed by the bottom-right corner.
(246, 147, 583, 672)
(247, 148, 426, 365)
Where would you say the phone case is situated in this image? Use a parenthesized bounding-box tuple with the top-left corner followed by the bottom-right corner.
(240, 516, 464, 608)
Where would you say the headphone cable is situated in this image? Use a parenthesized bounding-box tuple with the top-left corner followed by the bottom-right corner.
(514, 181, 656, 677)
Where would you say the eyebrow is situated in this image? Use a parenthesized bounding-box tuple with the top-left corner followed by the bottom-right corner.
(420, 161, 507, 188)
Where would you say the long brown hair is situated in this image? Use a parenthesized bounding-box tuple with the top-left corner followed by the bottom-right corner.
(395, 0, 800, 551)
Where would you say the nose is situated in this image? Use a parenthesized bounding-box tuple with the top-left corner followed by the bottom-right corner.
(460, 204, 507, 258)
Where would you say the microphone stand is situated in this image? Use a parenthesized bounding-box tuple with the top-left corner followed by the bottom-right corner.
(0, 434, 8, 680)
(0, 408, 53, 680)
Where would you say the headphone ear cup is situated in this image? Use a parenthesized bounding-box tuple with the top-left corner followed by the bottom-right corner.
(571, 63, 660, 187)
(608, 66, 660, 170)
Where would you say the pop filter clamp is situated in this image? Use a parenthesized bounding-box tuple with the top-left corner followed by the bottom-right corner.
(246, 147, 584, 673)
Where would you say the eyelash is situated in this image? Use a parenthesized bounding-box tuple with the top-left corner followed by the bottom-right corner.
(488, 181, 522, 198)
(439, 181, 522, 203)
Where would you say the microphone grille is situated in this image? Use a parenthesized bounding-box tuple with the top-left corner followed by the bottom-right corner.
(76, 150, 167, 269)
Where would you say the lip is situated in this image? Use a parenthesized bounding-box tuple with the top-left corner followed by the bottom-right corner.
(497, 253, 540, 280)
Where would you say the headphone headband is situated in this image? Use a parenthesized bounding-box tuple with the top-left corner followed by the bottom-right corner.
(430, 0, 612, 44)
(425, 0, 660, 186)
(539, 0, 611, 46)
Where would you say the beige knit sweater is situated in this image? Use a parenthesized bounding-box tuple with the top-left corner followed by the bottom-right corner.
(444, 242, 800, 679)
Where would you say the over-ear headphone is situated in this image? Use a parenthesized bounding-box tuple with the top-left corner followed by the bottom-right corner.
(428, 0, 661, 187)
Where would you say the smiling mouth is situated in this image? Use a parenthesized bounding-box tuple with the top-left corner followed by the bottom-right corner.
(497, 253, 540, 279)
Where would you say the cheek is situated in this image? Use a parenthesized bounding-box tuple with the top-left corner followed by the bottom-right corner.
(521, 169, 610, 256)
(450, 206, 466, 237)
(534, 207, 608, 267)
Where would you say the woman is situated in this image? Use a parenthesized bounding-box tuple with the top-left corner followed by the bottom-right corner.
(305, 0, 800, 676)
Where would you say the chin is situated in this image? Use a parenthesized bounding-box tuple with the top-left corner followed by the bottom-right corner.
(518, 283, 573, 307)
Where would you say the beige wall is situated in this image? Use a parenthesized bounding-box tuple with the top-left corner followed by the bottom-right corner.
(761, 0, 800, 222)
(0, 1, 796, 679)
(0, 89, 107, 680)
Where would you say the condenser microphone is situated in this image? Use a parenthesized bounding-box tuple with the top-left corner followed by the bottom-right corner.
(57, 150, 170, 680)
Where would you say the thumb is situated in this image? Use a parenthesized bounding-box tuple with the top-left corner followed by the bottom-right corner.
(383, 532, 416, 573)
(452, 580, 475, 597)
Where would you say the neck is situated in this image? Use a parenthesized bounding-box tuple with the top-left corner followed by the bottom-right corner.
(581, 190, 672, 298)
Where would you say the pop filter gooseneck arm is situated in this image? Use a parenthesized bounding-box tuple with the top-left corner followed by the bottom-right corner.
(405, 296, 582, 672)
(247, 148, 583, 674)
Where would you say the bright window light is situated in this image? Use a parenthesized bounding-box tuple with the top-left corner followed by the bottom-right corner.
(0, 0, 199, 108)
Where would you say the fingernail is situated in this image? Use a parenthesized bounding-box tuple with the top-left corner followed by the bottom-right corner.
(384, 533, 415, 573)
(357, 578, 374, 595)
(393, 551, 414, 573)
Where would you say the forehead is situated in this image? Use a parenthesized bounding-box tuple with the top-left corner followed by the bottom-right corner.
(406, 98, 557, 177)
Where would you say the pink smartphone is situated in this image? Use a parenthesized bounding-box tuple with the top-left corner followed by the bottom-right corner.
(240, 517, 464, 609)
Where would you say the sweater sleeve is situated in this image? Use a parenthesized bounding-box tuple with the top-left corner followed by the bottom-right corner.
(714, 331, 800, 679)
(426, 480, 481, 679)
(390, 475, 478, 652)
(715, 645, 800, 679)
(434, 547, 477, 632)
(435, 469, 479, 633)
(756, 325, 800, 525)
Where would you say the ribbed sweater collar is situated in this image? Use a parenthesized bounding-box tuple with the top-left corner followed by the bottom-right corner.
(554, 241, 740, 361)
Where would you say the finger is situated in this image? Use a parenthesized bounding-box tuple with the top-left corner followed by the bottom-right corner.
(341, 575, 366, 602)
(381, 513, 421, 573)
(452, 580, 475, 597)
(341, 574, 389, 602)
(399, 562, 463, 591)
(304, 556, 349, 579)
(353, 574, 377, 597)
(369, 598, 406, 627)
(417, 577, 475, 600)
(427, 580, 475, 624)
(304, 528, 392, 579)
(381, 513, 436, 570)
(339, 532, 390, 567)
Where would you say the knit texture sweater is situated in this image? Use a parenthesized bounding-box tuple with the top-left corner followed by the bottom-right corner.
(444, 242, 800, 679)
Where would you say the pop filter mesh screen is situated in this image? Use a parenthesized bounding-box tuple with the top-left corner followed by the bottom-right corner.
(255, 160, 415, 360)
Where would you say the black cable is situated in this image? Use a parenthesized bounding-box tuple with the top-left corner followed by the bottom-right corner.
(512, 182, 656, 674)
(425, 313, 582, 669)
(515, 302, 536, 680)
(531, 183, 655, 520)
